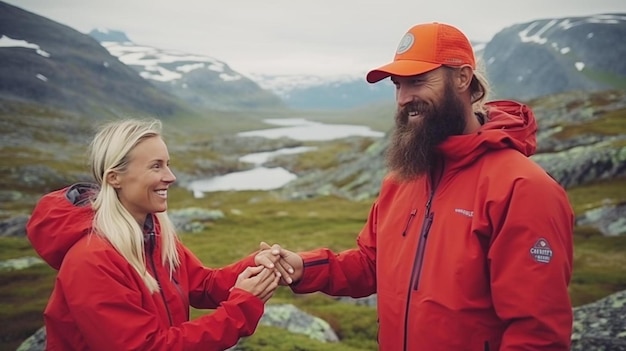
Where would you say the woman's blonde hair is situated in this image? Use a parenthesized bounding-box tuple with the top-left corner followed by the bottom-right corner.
(89, 118, 180, 293)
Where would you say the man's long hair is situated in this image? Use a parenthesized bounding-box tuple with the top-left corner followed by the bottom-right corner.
(470, 61, 491, 116)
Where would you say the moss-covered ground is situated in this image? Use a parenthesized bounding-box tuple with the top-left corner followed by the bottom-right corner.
(1, 99, 625, 350)
(2, 178, 626, 350)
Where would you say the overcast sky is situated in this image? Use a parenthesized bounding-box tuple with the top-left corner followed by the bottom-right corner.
(5, 0, 626, 77)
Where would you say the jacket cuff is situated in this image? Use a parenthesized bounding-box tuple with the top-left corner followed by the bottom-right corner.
(290, 249, 330, 293)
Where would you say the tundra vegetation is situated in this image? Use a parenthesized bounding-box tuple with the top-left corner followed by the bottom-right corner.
(0, 98, 625, 350)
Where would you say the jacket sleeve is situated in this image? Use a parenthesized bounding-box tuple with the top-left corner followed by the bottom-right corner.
(60, 243, 264, 351)
(182, 245, 258, 309)
(291, 202, 378, 297)
(488, 176, 574, 350)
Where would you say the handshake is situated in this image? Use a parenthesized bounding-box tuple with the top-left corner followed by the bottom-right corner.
(233, 242, 304, 302)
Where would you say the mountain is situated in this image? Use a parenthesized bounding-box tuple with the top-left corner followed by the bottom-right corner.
(250, 41, 485, 110)
(250, 73, 395, 110)
(3, 2, 623, 115)
(251, 14, 626, 109)
(89, 29, 285, 111)
(483, 13, 626, 101)
(87, 13, 626, 111)
(0, 1, 186, 119)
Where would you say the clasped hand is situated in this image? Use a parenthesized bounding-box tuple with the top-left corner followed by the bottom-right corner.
(233, 242, 303, 303)
(254, 241, 303, 285)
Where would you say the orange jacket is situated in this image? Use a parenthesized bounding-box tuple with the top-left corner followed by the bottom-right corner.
(292, 100, 574, 350)
(26, 183, 263, 351)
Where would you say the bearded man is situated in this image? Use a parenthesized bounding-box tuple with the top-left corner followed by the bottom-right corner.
(262, 22, 574, 351)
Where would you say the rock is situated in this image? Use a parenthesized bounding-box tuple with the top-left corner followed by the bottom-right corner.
(0, 190, 23, 202)
(259, 304, 339, 343)
(571, 290, 626, 350)
(168, 207, 224, 233)
(16, 326, 45, 351)
(0, 256, 44, 271)
(17, 304, 339, 351)
(336, 295, 378, 307)
(533, 143, 626, 189)
(577, 203, 626, 236)
(0, 214, 29, 237)
(16, 290, 626, 350)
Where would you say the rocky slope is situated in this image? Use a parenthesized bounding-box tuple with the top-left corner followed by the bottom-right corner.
(90, 29, 285, 111)
(0, 1, 186, 119)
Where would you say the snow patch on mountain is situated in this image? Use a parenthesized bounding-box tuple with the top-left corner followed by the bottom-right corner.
(101, 41, 242, 83)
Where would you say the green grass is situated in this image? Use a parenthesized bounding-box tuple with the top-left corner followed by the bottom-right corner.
(3, 180, 625, 350)
(3, 139, 626, 350)
(1, 95, 625, 350)
(0, 182, 374, 350)
(274, 139, 377, 173)
(566, 178, 626, 214)
(570, 230, 626, 306)
(581, 69, 626, 90)
(0, 189, 377, 350)
(172, 189, 377, 350)
(566, 179, 626, 306)
(0, 237, 55, 350)
(554, 107, 626, 139)
(234, 324, 374, 351)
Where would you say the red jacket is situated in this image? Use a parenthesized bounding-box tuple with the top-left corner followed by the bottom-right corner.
(26, 183, 264, 351)
(292, 100, 574, 350)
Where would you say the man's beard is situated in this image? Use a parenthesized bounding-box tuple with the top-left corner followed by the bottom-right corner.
(385, 79, 467, 181)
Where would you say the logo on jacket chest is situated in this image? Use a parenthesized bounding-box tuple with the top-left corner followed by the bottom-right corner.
(529, 238, 553, 263)
(454, 208, 474, 217)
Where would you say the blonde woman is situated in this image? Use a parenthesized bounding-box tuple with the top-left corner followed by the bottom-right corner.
(27, 119, 283, 351)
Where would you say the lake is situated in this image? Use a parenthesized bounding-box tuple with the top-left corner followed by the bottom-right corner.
(236, 118, 384, 141)
(187, 118, 383, 196)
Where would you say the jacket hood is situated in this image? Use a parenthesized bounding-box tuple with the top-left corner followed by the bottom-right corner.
(26, 182, 99, 270)
(439, 100, 537, 169)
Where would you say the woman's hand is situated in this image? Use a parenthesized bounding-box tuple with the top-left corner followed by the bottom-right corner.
(234, 266, 280, 302)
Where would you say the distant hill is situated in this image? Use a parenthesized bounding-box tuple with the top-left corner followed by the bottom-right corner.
(249, 73, 395, 110)
(89, 29, 285, 111)
(0, 1, 186, 119)
(482, 13, 626, 101)
(3, 1, 623, 116)
(250, 42, 486, 111)
(252, 14, 626, 109)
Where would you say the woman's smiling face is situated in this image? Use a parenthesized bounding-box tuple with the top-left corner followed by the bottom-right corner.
(111, 136, 176, 223)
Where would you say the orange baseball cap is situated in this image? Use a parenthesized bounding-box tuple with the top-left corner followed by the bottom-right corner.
(366, 22, 476, 83)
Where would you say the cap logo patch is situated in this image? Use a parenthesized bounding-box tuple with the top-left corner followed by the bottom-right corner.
(445, 58, 464, 65)
(529, 238, 553, 264)
(396, 33, 414, 54)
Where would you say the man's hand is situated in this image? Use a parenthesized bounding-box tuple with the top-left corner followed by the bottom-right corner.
(255, 242, 303, 285)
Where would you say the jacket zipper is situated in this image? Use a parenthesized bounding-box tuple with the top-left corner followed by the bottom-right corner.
(148, 231, 174, 326)
(171, 276, 189, 320)
(412, 210, 434, 290)
(403, 190, 435, 351)
(401, 209, 417, 237)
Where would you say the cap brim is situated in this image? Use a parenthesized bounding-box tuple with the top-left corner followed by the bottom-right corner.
(366, 60, 442, 83)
